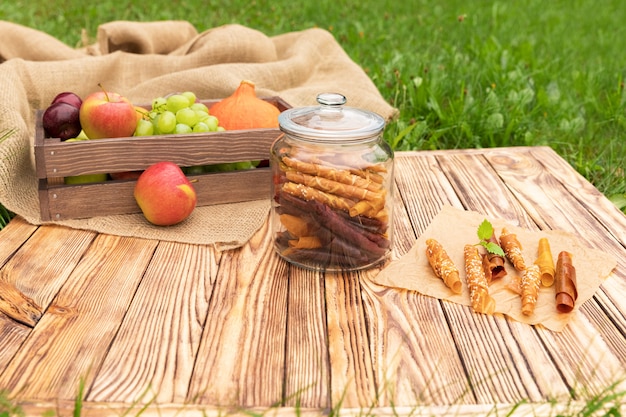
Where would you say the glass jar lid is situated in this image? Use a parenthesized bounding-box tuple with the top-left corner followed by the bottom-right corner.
(278, 93, 385, 143)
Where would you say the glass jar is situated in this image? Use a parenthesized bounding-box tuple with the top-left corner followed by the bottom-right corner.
(270, 93, 394, 271)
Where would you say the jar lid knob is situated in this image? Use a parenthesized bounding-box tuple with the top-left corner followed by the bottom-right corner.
(316, 93, 347, 107)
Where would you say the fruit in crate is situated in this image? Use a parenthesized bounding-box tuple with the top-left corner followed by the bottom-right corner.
(209, 80, 280, 130)
(62, 135, 109, 184)
(79, 84, 137, 139)
(51, 91, 83, 109)
(64, 173, 109, 184)
(142, 92, 223, 135)
(134, 161, 197, 226)
(42, 92, 83, 140)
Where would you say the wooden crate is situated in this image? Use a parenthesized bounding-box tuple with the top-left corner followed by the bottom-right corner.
(34, 97, 290, 221)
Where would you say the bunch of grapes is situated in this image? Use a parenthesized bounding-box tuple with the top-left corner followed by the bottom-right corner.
(134, 91, 223, 136)
(136, 92, 257, 173)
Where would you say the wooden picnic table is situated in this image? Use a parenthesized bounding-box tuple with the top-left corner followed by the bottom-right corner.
(1, 146, 625, 416)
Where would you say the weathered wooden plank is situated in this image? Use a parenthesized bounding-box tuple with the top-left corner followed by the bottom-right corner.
(0, 223, 96, 307)
(0, 216, 38, 266)
(393, 152, 462, 237)
(529, 146, 626, 245)
(0, 234, 158, 400)
(187, 220, 289, 406)
(0, 222, 96, 335)
(87, 241, 220, 403)
(358, 172, 470, 407)
(360, 277, 472, 406)
(324, 269, 377, 408)
(0, 313, 30, 373)
(284, 266, 330, 408)
(435, 150, 537, 228)
(0, 279, 42, 326)
(41, 168, 271, 221)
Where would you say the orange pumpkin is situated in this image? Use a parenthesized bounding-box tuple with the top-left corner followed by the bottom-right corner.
(210, 80, 280, 130)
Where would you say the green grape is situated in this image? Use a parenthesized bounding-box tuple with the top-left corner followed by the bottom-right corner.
(182, 91, 196, 105)
(176, 107, 200, 127)
(183, 165, 204, 175)
(135, 119, 154, 136)
(217, 126, 226, 132)
(157, 110, 177, 134)
(203, 163, 234, 172)
(195, 110, 210, 123)
(166, 94, 190, 114)
(151, 113, 161, 134)
(175, 123, 193, 134)
(234, 161, 254, 170)
(190, 102, 209, 113)
(193, 122, 210, 133)
(152, 97, 167, 113)
(204, 115, 219, 131)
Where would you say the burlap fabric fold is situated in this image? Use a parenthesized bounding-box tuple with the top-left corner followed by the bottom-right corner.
(0, 20, 397, 250)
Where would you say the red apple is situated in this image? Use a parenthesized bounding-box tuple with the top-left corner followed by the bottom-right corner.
(51, 91, 83, 109)
(79, 86, 137, 139)
(133, 162, 197, 226)
(42, 102, 82, 140)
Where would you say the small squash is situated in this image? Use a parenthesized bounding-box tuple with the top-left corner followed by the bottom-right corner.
(210, 80, 280, 130)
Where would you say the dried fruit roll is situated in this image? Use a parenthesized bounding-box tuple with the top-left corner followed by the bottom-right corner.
(499, 228, 526, 271)
(482, 232, 507, 283)
(534, 237, 556, 287)
(464, 245, 496, 314)
(555, 251, 578, 313)
(425, 239, 462, 294)
(520, 264, 541, 316)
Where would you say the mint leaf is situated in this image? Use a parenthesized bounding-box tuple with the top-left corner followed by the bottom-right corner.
(477, 219, 493, 241)
(484, 241, 505, 257)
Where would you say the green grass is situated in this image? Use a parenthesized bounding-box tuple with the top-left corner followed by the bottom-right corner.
(0, 0, 625, 227)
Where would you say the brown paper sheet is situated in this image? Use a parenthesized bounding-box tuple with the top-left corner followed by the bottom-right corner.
(373, 205, 617, 332)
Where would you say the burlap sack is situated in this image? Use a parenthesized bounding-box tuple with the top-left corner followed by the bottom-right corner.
(0, 20, 397, 250)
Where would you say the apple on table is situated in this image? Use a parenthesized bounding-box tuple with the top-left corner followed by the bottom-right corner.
(134, 161, 197, 226)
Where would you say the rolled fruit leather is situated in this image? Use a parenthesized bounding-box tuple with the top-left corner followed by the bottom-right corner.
(270, 93, 394, 271)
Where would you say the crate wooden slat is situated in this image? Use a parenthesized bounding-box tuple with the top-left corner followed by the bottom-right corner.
(34, 97, 289, 221)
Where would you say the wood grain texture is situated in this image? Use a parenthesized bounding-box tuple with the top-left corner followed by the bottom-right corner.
(0, 216, 38, 266)
(1, 148, 624, 415)
(0, 313, 30, 374)
(0, 279, 42, 326)
(36, 129, 278, 177)
(0, 234, 158, 400)
(187, 219, 289, 407)
(87, 241, 220, 403)
(284, 266, 330, 408)
(360, 169, 471, 406)
(324, 269, 377, 408)
(0, 223, 96, 312)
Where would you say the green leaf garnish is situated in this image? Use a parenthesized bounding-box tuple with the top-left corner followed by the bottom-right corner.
(476, 218, 505, 256)
(477, 219, 494, 241)
(483, 241, 505, 257)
